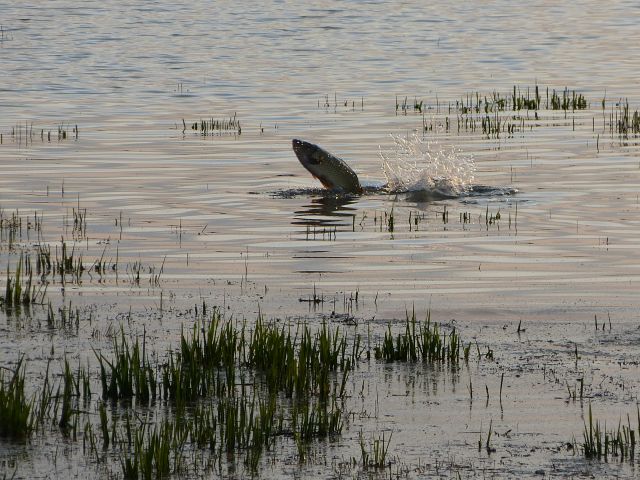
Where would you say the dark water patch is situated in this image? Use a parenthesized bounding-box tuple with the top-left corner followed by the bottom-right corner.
(466, 185, 519, 196)
(272, 184, 516, 199)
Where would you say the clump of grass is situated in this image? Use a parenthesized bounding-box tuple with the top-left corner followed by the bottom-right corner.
(478, 418, 496, 453)
(162, 312, 241, 403)
(36, 244, 52, 278)
(0, 358, 33, 440)
(189, 401, 219, 451)
(615, 99, 640, 137)
(248, 316, 357, 402)
(581, 403, 637, 461)
(512, 85, 541, 110)
(359, 430, 392, 469)
(94, 309, 356, 473)
(0, 209, 43, 247)
(4, 121, 77, 145)
(58, 358, 75, 432)
(120, 418, 187, 480)
(386, 208, 394, 232)
(374, 309, 463, 365)
(550, 87, 587, 111)
(188, 113, 241, 136)
(96, 326, 156, 403)
(1, 253, 48, 313)
(292, 397, 343, 444)
(47, 300, 84, 332)
(55, 240, 85, 284)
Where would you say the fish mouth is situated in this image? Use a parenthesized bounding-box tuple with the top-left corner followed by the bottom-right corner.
(291, 138, 305, 155)
(292, 139, 316, 164)
(291, 138, 312, 160)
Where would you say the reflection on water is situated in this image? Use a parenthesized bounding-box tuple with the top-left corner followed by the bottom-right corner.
(293, 193, 357, 227)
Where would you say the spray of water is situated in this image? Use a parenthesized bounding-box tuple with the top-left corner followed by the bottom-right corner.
(379, 134, 476, 195)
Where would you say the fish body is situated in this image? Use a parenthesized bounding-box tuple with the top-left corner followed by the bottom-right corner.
(292, 139, 363, 194)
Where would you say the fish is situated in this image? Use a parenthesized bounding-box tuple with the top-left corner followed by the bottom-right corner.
(292, 139, 363, 194)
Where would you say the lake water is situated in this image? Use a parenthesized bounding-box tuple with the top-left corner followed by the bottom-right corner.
(2, 1, 640, 478)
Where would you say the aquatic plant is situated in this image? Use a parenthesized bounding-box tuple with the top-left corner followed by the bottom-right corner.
(359, 430, 392, 470)
(0, 358, 33, 440)
(119, 418, 187, 479)
(581, 403, 637, 461)
(550, 88, 587, 111)
(374, 310, 462, 365)
(615, 99, 640, 137)
(187, 113, 241, 136)
(55, 240, 85, 284)
(58, 358, 75, 432)
(0, 253, 47, 312)
(96, 326, 156, 402)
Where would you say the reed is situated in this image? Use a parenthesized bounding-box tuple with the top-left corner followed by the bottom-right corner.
(246, 316, 355, 401)
(550, 88, 587, 111)
(58, 358, 75, 432)
(374, 309, 462, 365)
(581, 403, 637, 461)
(615, 99, 640, 137)
(54, 240, 85, 283)
(0, 358, 33, 440)
(359, 430, 392, 469)
(96, 326, 156, 402)
(188, 113, 241, 136)
(1, 253, 47, 311)
(120, 418, 187, 479)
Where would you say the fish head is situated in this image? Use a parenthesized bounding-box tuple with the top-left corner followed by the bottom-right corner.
(292, 139, 325, 169)
(292, 138, 362, 194)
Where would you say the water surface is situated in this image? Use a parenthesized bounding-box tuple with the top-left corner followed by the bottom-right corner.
(2, 1, 640, 478)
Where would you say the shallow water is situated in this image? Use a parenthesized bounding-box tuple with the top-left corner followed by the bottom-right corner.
(2, 1, 640, 478)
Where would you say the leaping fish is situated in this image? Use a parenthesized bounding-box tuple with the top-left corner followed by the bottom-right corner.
(292, 139, 363, 194)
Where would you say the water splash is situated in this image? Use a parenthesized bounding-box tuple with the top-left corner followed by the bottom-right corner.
(379, 134, 476, 195)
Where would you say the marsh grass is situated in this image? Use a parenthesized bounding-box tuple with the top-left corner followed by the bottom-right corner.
(4, 121, 76, 146)
(374, 309, 463, 365)
(119, 418, 187, 479)
(615, 99, 640, 138)
(581, 403, 637, 461)
(0, 209, 43, 247)
(188, 113, 241, 136)
(359, 430, 392, 470)
(0, 358, 33, 440)
(1, 252, 48, 313)
(0, 301, 494, 477)
(550, 88, 587, 111)
(88, 309, 362, 474)
(96, 326, 156, 403)
(411, 84, 601, 141)
(55, 240, 84, 284)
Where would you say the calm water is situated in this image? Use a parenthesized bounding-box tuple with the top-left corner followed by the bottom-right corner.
(2, 1, 640, 478)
